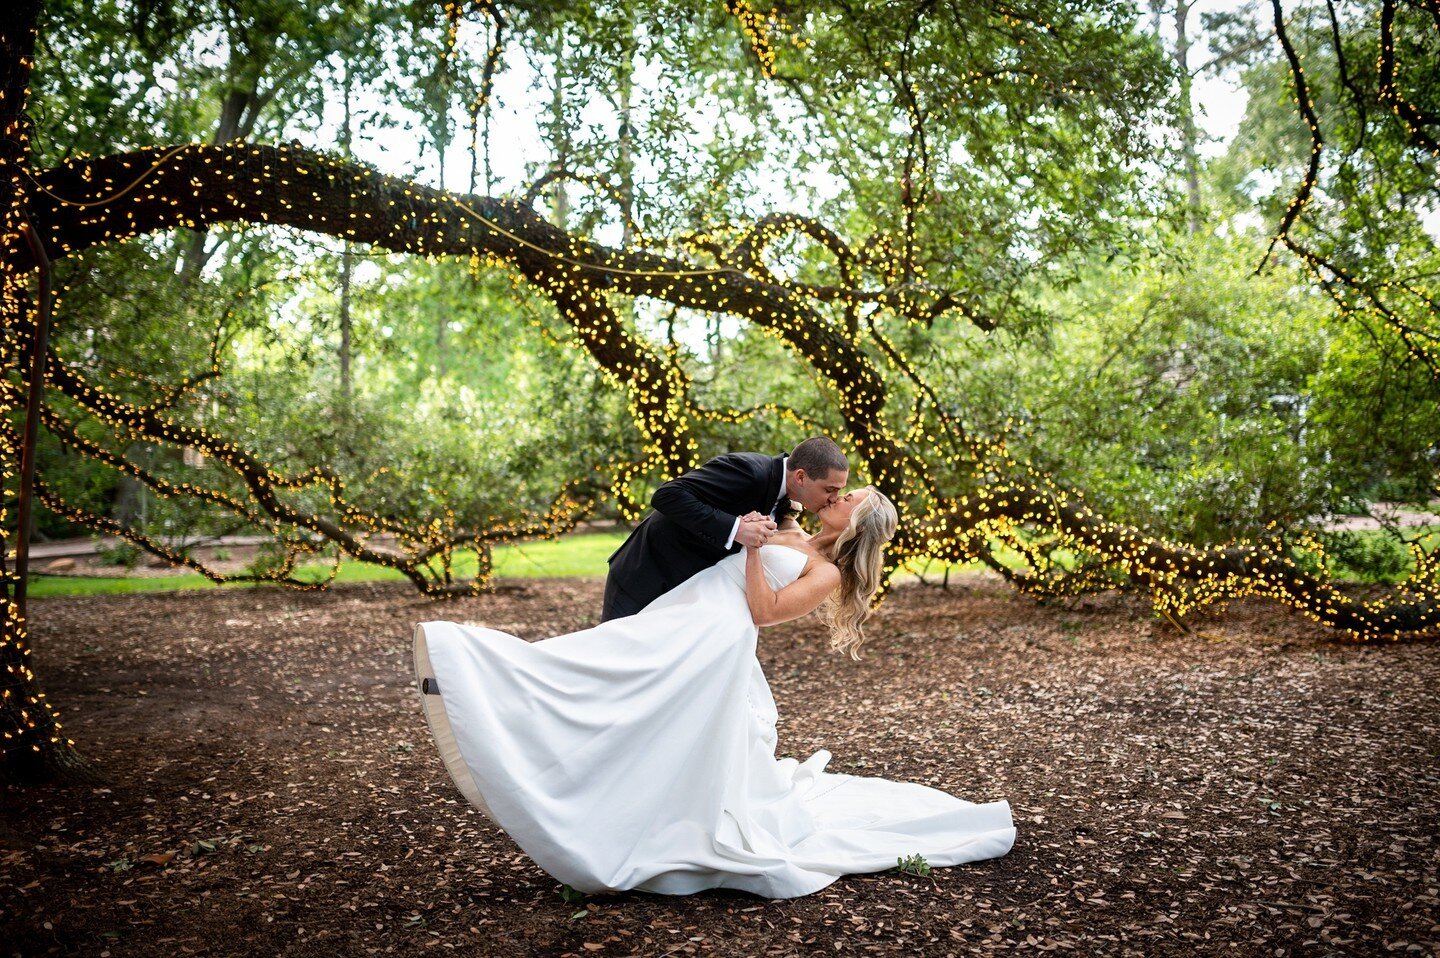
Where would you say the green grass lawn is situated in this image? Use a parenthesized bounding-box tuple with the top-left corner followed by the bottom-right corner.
(27, 532, 631, 598)
(29, 531, 996, 598)
(26, 525, 1440, 598)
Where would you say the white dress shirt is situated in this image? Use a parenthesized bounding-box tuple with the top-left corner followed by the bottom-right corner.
(725, 456, 788, 549)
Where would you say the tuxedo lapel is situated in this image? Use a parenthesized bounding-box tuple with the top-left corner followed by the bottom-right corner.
(764, 454, 787, 514)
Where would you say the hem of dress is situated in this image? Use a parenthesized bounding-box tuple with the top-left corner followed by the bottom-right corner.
(631, 870, 841, 899)
(413, 622, 499, 824)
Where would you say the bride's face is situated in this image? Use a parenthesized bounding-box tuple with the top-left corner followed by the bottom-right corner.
(818, 488, 871, 531)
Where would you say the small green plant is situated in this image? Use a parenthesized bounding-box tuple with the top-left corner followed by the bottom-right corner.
(212, 547, 232, 561)
(895, 853, 931, 877)
(244, 541, 290, 578)
(559, 883, 586, 905)
(96, 541, 141, 569)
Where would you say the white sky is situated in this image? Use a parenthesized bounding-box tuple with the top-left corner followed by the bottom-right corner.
(1193, 73, 1249, 157)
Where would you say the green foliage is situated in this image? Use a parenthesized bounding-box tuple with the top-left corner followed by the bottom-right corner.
(95, 540, 141, 569)
(894, 853, 931, 877)
(917, 232, 1343, 545)
(1320, 530, 1416, 584)
(776, 2, 1174, 311)
(1307, 322, 1440, 504)
(243, 540, 291, 579)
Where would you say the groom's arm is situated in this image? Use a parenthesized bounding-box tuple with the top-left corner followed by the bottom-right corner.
(650, 454, 768, 550)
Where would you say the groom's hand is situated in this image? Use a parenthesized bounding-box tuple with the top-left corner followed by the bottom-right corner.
(735, 515, 777, 549)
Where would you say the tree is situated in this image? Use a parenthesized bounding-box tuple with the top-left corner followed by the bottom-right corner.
(4, 0, 1438, 782)
(1208, 1, 1440, 525)
(1249, 0, 1440, 379)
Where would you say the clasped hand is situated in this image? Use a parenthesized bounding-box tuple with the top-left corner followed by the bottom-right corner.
(735, 511, 777, 549)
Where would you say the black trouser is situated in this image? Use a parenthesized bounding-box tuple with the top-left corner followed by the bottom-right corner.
(601, 571, 646, 622)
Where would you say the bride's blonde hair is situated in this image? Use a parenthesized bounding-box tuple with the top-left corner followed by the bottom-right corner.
(823, 487, 899, 659)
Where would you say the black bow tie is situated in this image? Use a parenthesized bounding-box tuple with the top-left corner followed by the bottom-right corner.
(771, 494, 793, 520)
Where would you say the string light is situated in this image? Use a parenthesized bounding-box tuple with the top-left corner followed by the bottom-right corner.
(6, 0, 1440, 771)
(1261, 0, 1439, 379)
(4, 5, 72, 769)
(24, 138, 1424, 647)
(723, 1, 795, 79)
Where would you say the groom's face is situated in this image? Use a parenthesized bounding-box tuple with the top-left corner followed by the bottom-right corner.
(790, 467, 848, 514)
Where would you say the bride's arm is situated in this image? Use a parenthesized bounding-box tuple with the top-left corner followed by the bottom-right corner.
(744, 546, 841, 627)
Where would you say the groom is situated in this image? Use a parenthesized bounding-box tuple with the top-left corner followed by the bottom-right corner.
(601, 437, 849, 621)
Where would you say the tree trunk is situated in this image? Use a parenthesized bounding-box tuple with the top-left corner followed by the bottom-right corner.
(178, 77, 254, 285)
(617, 26, 636, 247)
(0, 605, 105, 785)
(550, 37, 570, 230)
(340, 246, 353, 404)
(1, 0, 97, 783)
(435, 310, 447, 378)
(339, 66, 354, 409)
(1174, 1, 1203, 233)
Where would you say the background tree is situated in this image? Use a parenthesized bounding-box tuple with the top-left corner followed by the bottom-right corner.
(1220, 0, 1440, 494)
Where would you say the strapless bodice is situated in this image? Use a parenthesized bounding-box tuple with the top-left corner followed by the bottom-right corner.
(715, 542, 811, 592)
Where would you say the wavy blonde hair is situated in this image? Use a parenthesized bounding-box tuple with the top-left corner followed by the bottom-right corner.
(822, 487, 899, 659)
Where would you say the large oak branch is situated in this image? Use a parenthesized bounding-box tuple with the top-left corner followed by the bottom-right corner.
(21, 141, 1440, 638)
(25, 142, 698, 470)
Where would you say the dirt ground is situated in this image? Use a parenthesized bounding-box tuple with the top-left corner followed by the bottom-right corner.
(2, 574, 1438, 957)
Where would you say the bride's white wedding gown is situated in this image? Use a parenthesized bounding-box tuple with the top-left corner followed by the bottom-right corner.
(413, 542, 1015, 898)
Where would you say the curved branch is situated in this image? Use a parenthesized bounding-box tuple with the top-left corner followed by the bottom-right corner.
(922, 482, 1440, 637)
(18, 140, 1440, 638)
(1378, 0, 1440, 154)
(1260, 0, 1324, 269)
(728, 212, 857, 280)
(26, 143, 698, 470)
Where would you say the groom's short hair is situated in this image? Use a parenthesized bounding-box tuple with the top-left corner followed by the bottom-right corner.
(789, 437, 847, 478)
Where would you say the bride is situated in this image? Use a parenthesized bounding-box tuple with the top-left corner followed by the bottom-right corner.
(413, 486, 1015, 899)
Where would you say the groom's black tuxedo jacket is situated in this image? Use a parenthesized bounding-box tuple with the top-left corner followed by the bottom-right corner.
(602, 451, 787, 621)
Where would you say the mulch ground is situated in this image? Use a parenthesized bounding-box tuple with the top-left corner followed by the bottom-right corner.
(2, 574, 1438, 957)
